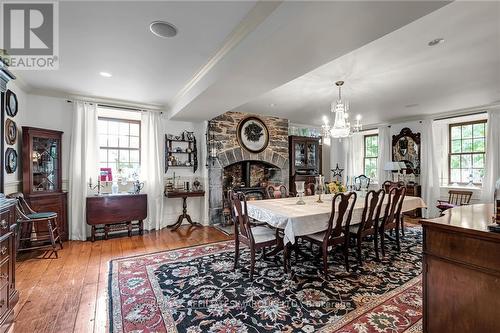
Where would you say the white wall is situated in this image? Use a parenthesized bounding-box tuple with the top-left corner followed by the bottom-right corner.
(4, 83, 73, 194)
(163, 119, 208, 225)
(4, 80, 28, 193)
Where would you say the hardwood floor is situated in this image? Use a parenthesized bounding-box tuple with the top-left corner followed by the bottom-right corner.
(8, 226, 231, 333)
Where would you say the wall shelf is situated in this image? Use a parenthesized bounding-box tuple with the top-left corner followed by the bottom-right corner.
(165, 133, 198, 173)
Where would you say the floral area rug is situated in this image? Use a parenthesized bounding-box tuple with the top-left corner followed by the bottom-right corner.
(109, 228, 423, 333)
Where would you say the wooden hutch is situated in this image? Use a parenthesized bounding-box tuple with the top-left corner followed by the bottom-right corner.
(288, 136, 322, 194)
(22, 127, 68, 241)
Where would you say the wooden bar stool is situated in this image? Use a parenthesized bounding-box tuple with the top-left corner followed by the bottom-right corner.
(8, 193, 63, 258)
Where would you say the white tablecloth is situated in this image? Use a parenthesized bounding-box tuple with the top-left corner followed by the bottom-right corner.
(246, 194, 426, 245)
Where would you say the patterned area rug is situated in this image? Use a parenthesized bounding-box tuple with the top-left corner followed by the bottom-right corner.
(109, 229, 423, 333)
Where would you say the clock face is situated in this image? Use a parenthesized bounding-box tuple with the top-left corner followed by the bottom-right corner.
(5, 148, 17, 174)
(5, 90, 18, 117)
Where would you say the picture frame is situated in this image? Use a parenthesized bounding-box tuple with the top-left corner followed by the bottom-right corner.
(236, 116, 269, 154)
(5, 90, 18, 117)
(5, 118, 17, 145)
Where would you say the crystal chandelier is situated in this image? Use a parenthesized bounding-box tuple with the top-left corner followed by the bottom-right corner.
(322, 81, 362, 139)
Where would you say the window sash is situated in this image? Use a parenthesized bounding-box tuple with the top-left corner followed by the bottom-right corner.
(364, 134, 378, 177)
(448, 119, 486, 185)
(98, 117, 142, 175)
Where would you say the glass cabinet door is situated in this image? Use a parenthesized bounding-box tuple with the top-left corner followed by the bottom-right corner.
(294, 142, 306, 167)
(32, 136, 59, 192)
(307, 142, 318, 168)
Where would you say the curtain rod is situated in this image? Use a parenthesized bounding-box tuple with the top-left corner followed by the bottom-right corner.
(66, 100, 143, 112)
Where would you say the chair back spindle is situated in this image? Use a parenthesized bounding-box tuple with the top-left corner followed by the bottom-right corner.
(324, 192, 357, 242)
(230, 191, 254, 242)
(354, 175, 371, 191)
(448, 190, 473, 206)
(382, 186, 406, 229)
(359, 189, 385, 232)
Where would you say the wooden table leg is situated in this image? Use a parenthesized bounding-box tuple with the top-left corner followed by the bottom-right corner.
(167, 196, 202, 231)
(127, 222, 132, 237)
(91, 226, 96, 242)
(139, 220, 143, 235)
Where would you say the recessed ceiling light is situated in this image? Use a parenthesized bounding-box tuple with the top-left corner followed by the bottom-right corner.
(270, 103, 276, 107)
(150, 21, 178, 38)
(99, 72, 112, 78)
(428, 38, 444, 46)
(405, 103, 419, 108)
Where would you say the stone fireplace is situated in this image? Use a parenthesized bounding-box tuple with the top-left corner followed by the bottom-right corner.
(223, 160, 282, 200)
(208, 112, 289, 225)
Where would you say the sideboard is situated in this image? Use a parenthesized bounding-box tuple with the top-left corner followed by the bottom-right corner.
(420, 204, 500, 333)
(0, 198, 18, 333)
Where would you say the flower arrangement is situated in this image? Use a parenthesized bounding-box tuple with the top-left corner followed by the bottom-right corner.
(328, 181, 346, 194)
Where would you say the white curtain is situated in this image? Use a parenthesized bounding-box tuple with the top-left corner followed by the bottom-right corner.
(345, 134, 364, 179)
(482, 108, 500, 203)
(420, 119, 441, 218)
(377, 126, 391, 185)
(141, 111, 165, 230)
(68, 101, 98, 240)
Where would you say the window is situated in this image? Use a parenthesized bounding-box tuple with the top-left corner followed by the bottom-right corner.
(364, 134, 378, 179)
(98, 117, 141, 179)
(449, 120, 486, 184)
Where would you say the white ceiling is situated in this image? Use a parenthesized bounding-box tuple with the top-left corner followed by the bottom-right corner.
(232, 1, 500, 126)
(14, 1, 497, 127)
(169, 0, 450, 121)
(15, 1, 257, 107)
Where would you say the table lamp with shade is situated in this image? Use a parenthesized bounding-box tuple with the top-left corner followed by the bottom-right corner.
(384, 162, 402, 182)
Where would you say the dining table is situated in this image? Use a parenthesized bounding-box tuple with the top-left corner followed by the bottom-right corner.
(245, 193, 427, 245)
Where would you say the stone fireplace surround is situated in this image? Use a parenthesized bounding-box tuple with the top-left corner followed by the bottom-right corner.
(208, 112, 289, 225)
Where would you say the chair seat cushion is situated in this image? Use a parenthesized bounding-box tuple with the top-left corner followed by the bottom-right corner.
(349, 224, 360, 234)
(305, 231, 327, 243)
(251, 226, 276, 244)
(437, 203, 456, 210)
(27, 212, 57, 219)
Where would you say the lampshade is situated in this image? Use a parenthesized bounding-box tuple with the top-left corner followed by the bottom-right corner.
(398, 162, 407, 170)
(384, 162, 401, 171)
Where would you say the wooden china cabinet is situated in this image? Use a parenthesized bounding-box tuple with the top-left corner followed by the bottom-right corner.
(22, 127, 68, 241)
(289, 136, 322, 194)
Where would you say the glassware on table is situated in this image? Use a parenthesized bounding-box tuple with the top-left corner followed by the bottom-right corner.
(315, 175, 324, 203)
(295, 181, 306, 205)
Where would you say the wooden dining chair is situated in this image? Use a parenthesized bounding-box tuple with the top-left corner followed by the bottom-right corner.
(266, 185, 289, 199)
(382, 180, 405, 192)
(8, 192, 63, 257)
(354, 175, 371, 191)
(305, 182, 315, 196)
(436, 190, 473, 214)
(301, 192, 357, 278)
(230, 191, 279, 280)
(379, 186, 406, 257)
(349, 189, 385, 264)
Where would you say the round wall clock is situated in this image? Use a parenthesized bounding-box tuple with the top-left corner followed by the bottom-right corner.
(5, 118, 17, 145)
(5, 148, 17, 174)
(5, 90, 18, 117)
(237, 116, 269, 153)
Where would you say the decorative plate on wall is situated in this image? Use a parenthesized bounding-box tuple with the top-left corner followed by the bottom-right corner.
(5, 118, 17, 145)
(5, 148, 17, 173)
(5, 90, 18, 117)
(237, 116, 269, 153)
